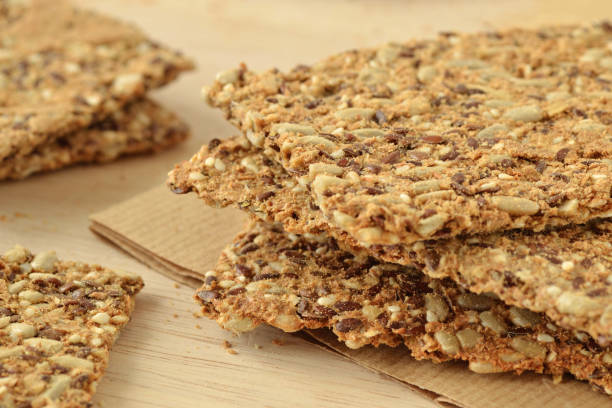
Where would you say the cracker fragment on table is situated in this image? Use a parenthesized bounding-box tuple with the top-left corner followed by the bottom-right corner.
(195, 220, 612, 395)
(1, 98, 188, 180)
(169, 137, 612, 346)
(0, 0, 194, 164)
(204, 23, 612, 246)
(0, 245, 144, 408)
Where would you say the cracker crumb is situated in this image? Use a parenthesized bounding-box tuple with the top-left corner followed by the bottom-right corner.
(173, 313, 179, 319)
(173, 283, 181, 289)
(254, 344, 262, 350)
(272, 338, 284, 346)
(223, 340, 238, 355)
(195, 324, 202, 329)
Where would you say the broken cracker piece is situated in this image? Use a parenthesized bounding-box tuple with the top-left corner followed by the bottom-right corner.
(0, 245, 144, 408)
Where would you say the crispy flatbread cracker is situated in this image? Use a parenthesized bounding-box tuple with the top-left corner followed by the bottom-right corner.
(1, 98, 188, 180)
(195, 220, 612, 396)
(0, 245, 144, 408)
(0, 0, 193, 164)
(204, 24, 612, 246)
(169, 138, 612, 346)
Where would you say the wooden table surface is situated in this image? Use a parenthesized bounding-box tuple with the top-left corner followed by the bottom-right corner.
(3, 1, 612, 406)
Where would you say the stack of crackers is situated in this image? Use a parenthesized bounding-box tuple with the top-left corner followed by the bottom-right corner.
(0, 0, 193, 180)
(169, 23, 612, 395)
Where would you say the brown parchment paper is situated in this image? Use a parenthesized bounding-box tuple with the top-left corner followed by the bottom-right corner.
(89, 185, 609, 408)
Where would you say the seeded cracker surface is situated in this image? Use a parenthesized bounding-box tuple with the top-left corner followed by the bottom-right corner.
(0, 0, 194, 163)
(0, 246, 144, 408)
(169, 138, 612, 346)
(195, 220, 612, 395)
(204, 23, 612, 246)
(1, 98, 189, 180)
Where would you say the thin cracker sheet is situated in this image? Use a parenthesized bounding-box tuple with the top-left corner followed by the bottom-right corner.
(203, 24, 612, 247)
(1, 98, 189, 180)
(89, 186, 611, 408)
(168, 138, 612, 346)
(194, 219, 612, 393)
(0, 0, 193, 163)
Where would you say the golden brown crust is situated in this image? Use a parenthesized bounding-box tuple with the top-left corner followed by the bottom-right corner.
(195, 220, 612, 395)
(0, 245, 144, 408)
(205, 23, 612, 246)
(0, 0, 193, 164)
(169, 137, 612, 346)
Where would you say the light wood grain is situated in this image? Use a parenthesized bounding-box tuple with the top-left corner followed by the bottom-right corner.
(2, 0, 612, 406)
